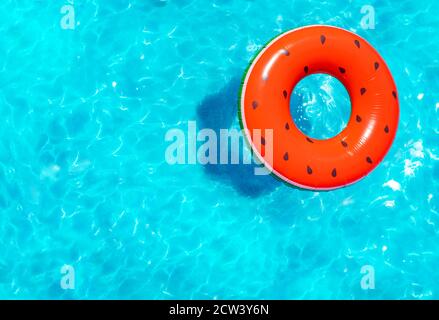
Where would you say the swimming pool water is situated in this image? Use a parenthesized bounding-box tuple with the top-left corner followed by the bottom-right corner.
(0, 0, 438, 299)
(291, 74, 351, 140)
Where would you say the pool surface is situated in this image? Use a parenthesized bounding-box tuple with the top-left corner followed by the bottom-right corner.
(0, 0, 438, 299)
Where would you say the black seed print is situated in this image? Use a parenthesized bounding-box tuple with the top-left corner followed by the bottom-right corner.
(356, 115, 362, 122)
(320, 35, 326, 44)
(283, 152, 289, 161)
(285, 122, 290, 130)
(283, 90, 288, 99)
(331, 168, 337, 177)
(284, 50, 290, 56)
(261, 137, 266, 145)
(392, 91, 397, 99)
(341, 140, 348, 148)
(306, 137, 314, 143)
(252, 101, 258, 109)
(374, 62, 380, 70)
(304, 66, 309, 73)
(360, 88, 366, 95)
(384, 125, 389, 133)
(339, 67, 346, 74)
(366, 156, 373, 164)
(354, 40, 360, 48)
(307, 166, 313, 174)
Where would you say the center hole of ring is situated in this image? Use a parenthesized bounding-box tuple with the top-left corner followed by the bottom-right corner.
(290, 73, 351, 140)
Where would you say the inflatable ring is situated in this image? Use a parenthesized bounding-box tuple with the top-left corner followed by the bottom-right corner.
(240, 25, 399, 190)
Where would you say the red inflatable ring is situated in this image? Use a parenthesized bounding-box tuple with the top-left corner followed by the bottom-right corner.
(240, 25, 399, 190)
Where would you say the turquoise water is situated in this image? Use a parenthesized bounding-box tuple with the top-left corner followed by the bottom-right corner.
(291, 74, 351, 140)
(0, 0, 438, 299)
